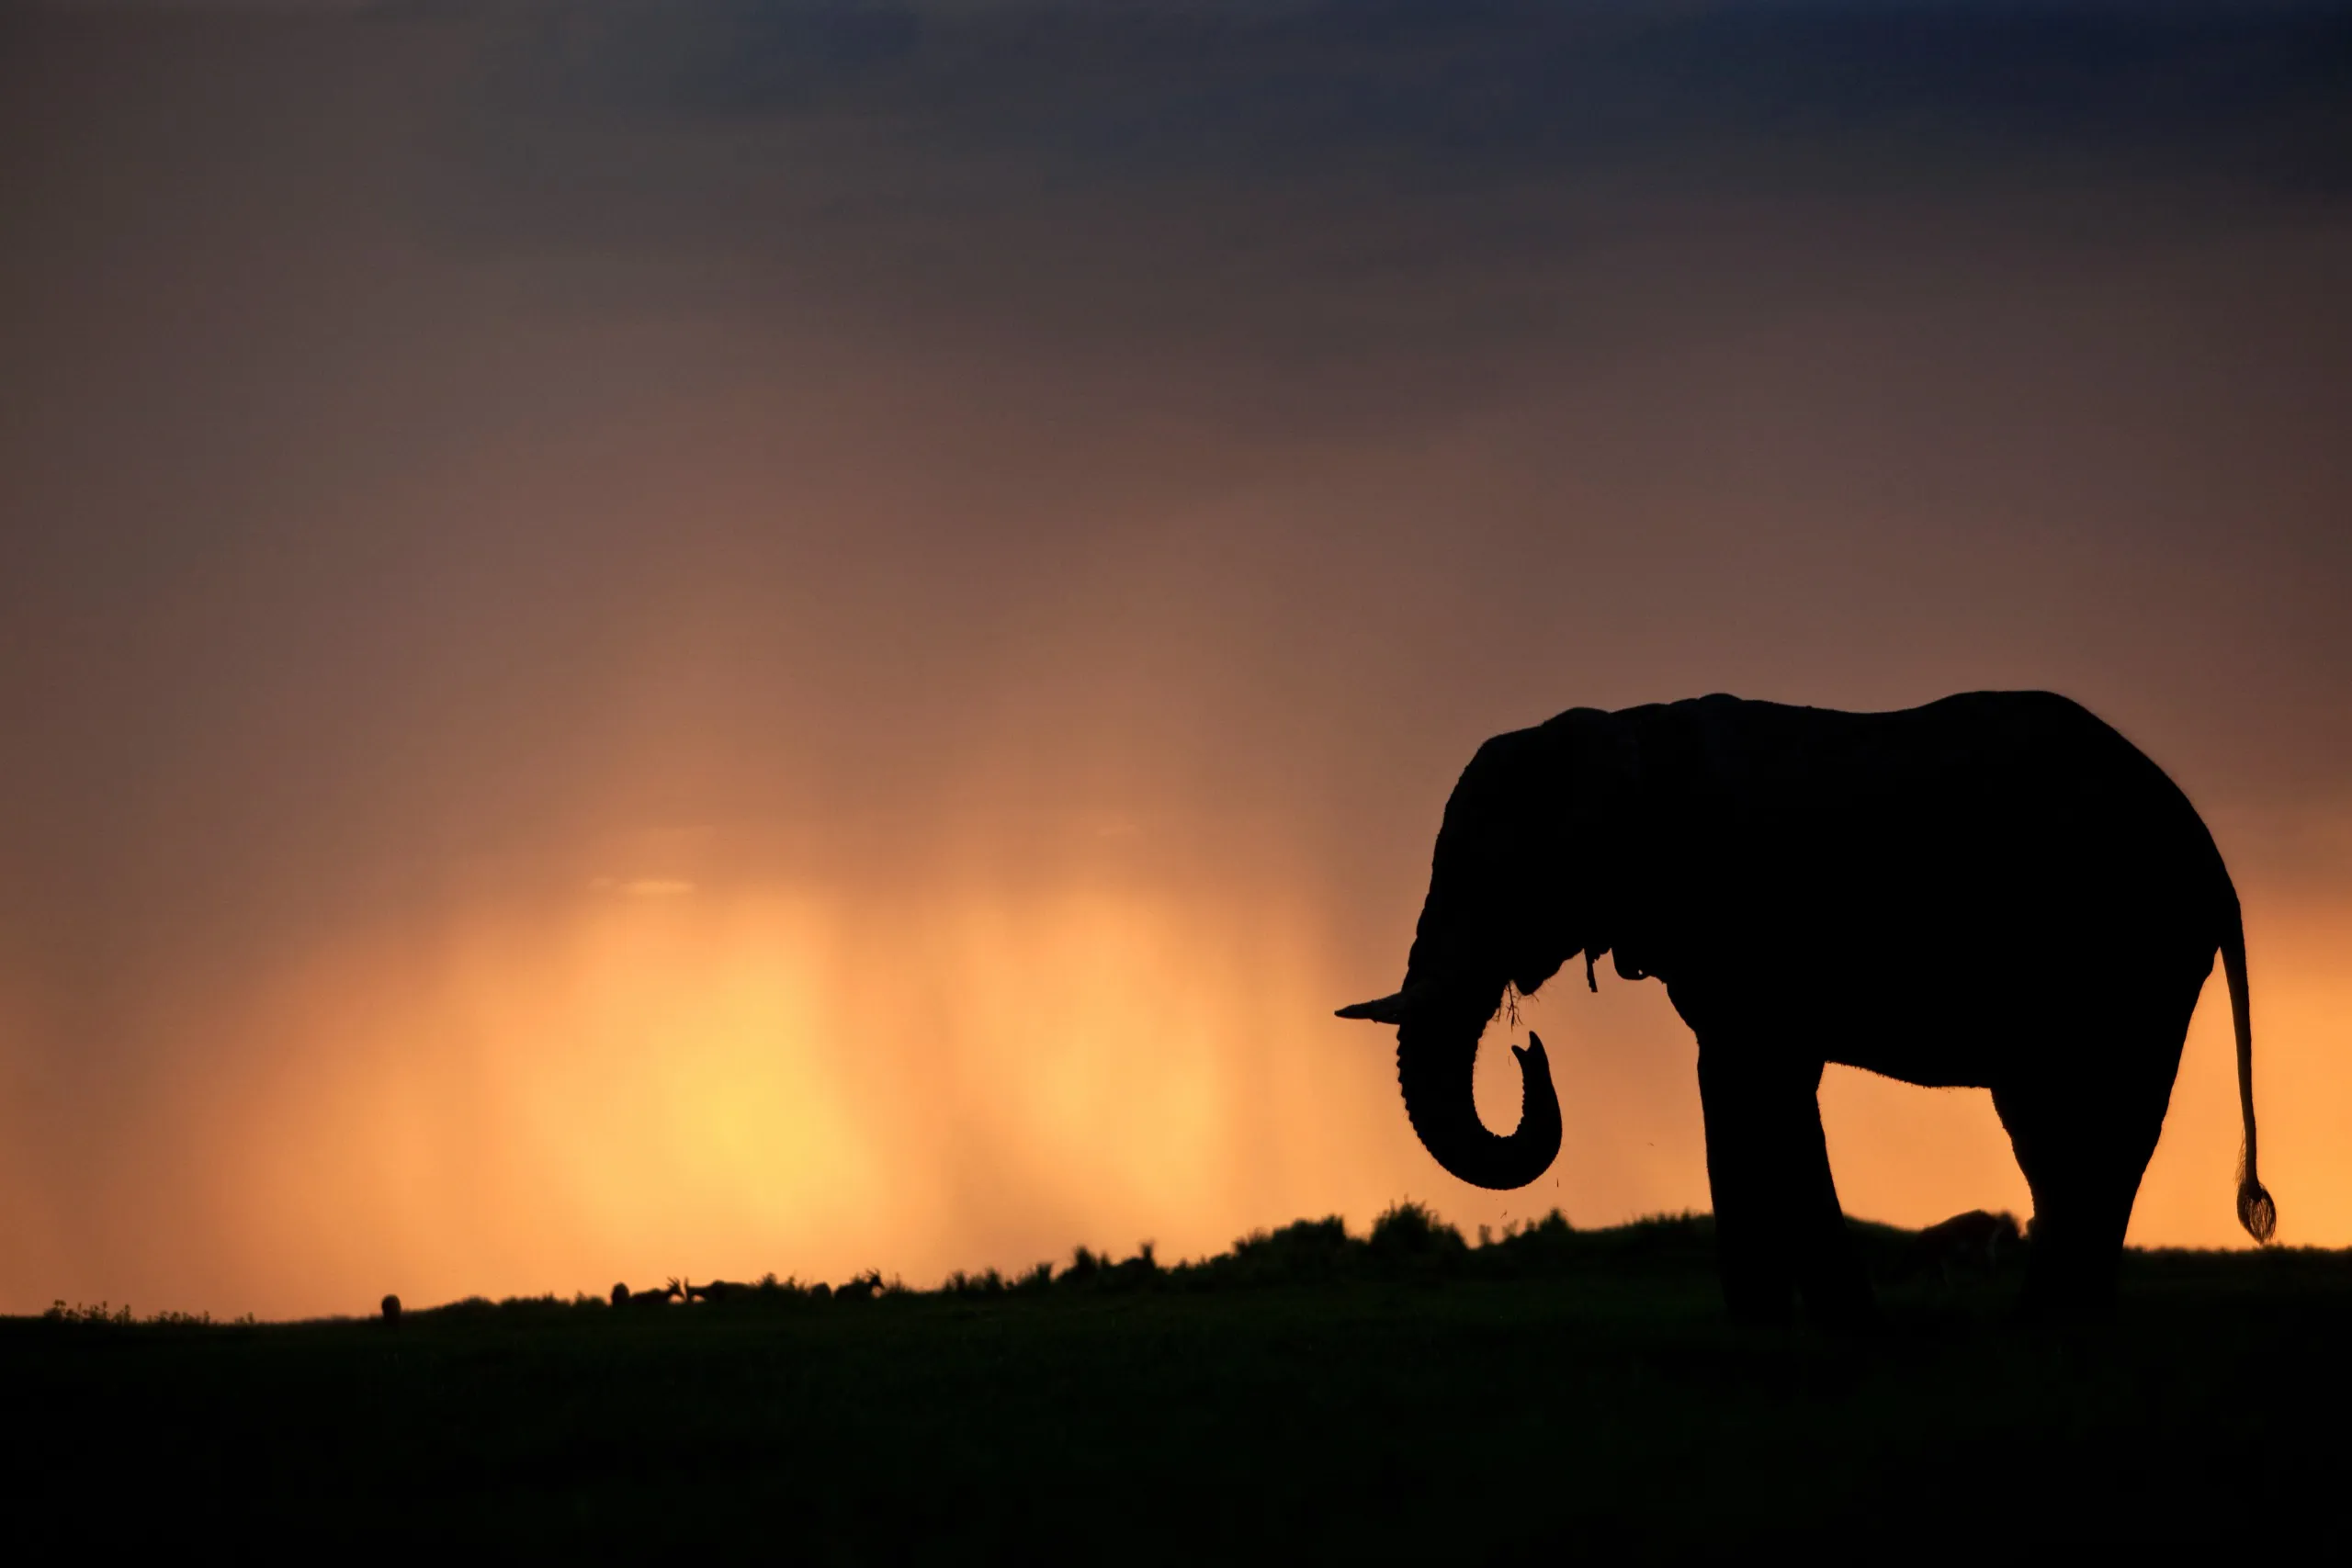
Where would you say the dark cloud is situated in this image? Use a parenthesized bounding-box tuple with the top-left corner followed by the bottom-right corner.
(491, 0, 922, 119)
(427, 3, 2352, 398)
(469, 2, 2352, 186)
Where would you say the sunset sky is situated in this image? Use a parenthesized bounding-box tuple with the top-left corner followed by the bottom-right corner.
(4, 1, 2349, 1320)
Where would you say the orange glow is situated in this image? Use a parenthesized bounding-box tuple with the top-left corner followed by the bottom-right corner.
(6, 871, 2341, 1320)
(66, 877, 1403, 1319)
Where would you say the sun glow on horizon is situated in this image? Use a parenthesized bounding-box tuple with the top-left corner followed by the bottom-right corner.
(58, 876, 1397, 1319)
(5, 866, 2342, 1321)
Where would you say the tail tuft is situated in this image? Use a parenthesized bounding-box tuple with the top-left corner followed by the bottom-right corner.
(2237, 1156, 2277, 1246)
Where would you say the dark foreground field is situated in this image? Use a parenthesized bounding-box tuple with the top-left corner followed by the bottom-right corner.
(10, 1212, 2347, 1553)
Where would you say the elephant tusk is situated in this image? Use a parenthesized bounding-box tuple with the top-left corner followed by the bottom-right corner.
(1587, 950, 1598, 992)
(1336, 990, 1410, 1024)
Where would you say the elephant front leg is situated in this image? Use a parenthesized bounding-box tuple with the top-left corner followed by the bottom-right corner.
(1696, 1046, 1873, 1330)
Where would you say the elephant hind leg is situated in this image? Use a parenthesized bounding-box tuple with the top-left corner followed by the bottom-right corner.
(1697, 1048, 1873, 1330)
(1994, 1080, 2168, 1316)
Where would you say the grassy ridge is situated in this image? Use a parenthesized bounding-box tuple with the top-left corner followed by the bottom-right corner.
(11, 1211, 2349, 1551)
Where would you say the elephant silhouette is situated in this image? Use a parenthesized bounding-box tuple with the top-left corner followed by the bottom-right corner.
(1339, 692, 2275, 1323)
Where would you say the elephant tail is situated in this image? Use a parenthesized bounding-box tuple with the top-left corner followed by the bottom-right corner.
(2222, 887, 2277, 1244)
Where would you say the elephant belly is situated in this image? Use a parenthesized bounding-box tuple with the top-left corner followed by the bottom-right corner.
(1670, 924, 2184, 1091)
(1664, 968, 1995, 1089)
(1721, 926, 2208, 1092)
(1823, 1026, 1995, 1090)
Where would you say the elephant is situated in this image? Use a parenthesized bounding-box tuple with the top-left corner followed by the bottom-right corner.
(1337, 692, 2275, 1323)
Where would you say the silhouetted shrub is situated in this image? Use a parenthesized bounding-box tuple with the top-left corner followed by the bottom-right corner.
(1227, 1216, 1354, 1285)
(1368, 1201, 1468, 1275)
(1110, 1242, 1161, 1291)
(945, 1268, 1008, 1296)
(46, 1301, 133, 1325)
(1457, 1211, 1581, 1280)
(1043, 1242, 1167, 1293)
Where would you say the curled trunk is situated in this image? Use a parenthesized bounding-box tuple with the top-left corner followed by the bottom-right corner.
(1395, 999, 1562, 1191)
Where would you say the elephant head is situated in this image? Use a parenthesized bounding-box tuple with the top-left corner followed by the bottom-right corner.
(1336, 709, 1644, 1190)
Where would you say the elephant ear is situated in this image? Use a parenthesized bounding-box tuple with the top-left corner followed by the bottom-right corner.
(1540, 707, 1649, 952)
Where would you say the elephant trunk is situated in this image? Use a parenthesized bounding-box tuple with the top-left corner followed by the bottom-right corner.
(1345, 723, 1576, 1190)
(1394, 994, 1562, 1191)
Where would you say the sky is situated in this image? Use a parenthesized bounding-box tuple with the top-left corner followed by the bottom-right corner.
(3, 0, 2350, 1318)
